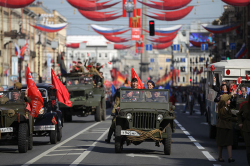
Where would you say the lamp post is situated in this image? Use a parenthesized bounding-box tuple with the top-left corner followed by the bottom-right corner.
(37, 31, 42, 83)
(18, 21, 22, 83)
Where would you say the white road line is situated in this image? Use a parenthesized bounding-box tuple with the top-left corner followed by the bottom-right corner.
(126, 153, 161, 159)
(22, 116, 110, 166)
(180, 127, 186, 131)
(213, 164, 221, 166)
(202, 151, 216, 161)
(176, 123, 182, 127)
(54, 149, 87, 151)
(183, 131, 190, 135)
(201, 122, 208, 125)
(193, 142, 205, 149)
(82, 132, 105, 134)
(70, 128, 109, 166)
(188, 136, 196, 141)
(174, 119, 179, 124)
(44, 153, 83, 156)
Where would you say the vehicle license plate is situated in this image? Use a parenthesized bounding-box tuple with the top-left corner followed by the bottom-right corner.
(0, 127, 13, 133)
(121, 130, 140, 136)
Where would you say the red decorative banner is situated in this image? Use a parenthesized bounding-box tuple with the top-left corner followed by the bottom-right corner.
(131, 28, 141, 40)
(129, 8, 141, 28)
(136, 35, 144, 53)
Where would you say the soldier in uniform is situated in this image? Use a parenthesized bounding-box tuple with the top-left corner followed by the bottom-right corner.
(0, 86, 9, 104)
(237, 96, 250, 165)
(216, 94, 236, 163)
(146, 91, 166, 102)
(71, 61, 85, 73)
(13, 82, 31, 103)
(105, 78, 139, 143)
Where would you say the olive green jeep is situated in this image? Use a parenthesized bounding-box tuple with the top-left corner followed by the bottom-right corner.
(114, 89, 175, 154)
(0, 90, 33, 153)
(59, 72, 106, 122)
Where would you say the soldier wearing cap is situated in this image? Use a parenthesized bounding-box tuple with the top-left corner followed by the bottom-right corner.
(71, 61, 85, 73)
(13, 82, 31, 103)
(0, 86, 9, 104)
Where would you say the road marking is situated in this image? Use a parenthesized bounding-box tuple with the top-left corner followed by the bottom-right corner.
(213, 164, 221, 166)
(175, 103, 185, 106)
(202, 151, 216, 161)
(180, 127, 186, 131)
(188, 136, 196, 141)
(201, 122, 208, 125)
(70, 128, 109, 166)
(183, 131, 190, 135)
(126, 153, 161, 159)
(22, 116, 110, 166)
(176, 123, 182, 127)
(82, 132, 104, 134)
(174, 119, 179, 124)
(60, 145, 92, 148)
(54, 149, 87, 151)
(194, 142, 205, 149)
(44, 153, 82, 156)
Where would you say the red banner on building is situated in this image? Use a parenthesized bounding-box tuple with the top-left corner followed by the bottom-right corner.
(123, 0, 137, 17)
(129, 8, 141, 28)
(131, 28, 141, 40)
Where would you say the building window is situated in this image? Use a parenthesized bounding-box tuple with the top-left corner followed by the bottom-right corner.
(99, 53, 101, 58)
(181, 58, 185, 62)
(81, 53, 85, 58)
(181, 67, 185, 72)
(190, 67, 192, 72)
(190, 58, 192, 63)
(105, 53, 108, 58)
(199, 57, 203, 62)
(166, 58, 171, 62)
(183, 77, 185, 82)
(150, 58, 154, 63)
(196, 76, 198, 82)
(178, 77, 180, 82)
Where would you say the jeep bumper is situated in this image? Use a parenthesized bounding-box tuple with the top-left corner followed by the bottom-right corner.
(33, 125, 55, 131)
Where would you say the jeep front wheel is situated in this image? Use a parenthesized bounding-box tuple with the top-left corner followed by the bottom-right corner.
(50, 125, 58, 144)
(163, 126, 172, 155)
(115, 125, 123, 153)
(95, 102, 102, 122)
(18, 123, 29, 153)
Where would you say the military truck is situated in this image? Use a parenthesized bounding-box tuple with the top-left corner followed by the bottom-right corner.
(114, 89, 175, 154)
(0, 90, 33, 153)
(59, 73, 106, 122)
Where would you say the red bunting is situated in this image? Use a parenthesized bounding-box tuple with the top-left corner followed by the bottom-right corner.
(138, 0, 191, 10)
(237, 77, 242, 85)
(210, 65, 215, 72)
(0, 0, 34, 8)
(78, 10, 121, 21)
(245, 74, 249, 81)
(104, 35, 130, 43)
(148, 33, 177, 43)
(153, 41, 173, 49)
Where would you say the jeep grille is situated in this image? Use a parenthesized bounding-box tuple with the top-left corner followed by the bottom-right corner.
(72, 91, 85, 97)
(132, 112, 157, 129)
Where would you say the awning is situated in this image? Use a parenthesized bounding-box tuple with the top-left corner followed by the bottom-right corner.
(222, 0, 250, 6)
(30, 23, 68, 33)
(144, 6, 193, 21)
(0, 0, 34, 8)
(138, 0, 191, 10)
(104, 35, 130, 43)
(148, 33, 177, 43)
(66, 0, 120, 11)
(153, 41, 173, 49)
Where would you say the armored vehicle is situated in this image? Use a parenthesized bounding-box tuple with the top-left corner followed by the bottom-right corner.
(114, 89, 175, 154)
(10, 84, 63, 144)
(0, 90, 33, 153)
(60, 73, 106, 122)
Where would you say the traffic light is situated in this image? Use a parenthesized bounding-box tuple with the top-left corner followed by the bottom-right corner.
(149, 20, 155, 36)
(190, 78, 192, 83)
(226, 56, 230, 60)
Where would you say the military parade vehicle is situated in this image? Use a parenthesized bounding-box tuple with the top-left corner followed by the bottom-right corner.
(114, 89, 175, 154)
(9, 84, 63, 144)
(206, 59, 250, 139)
(0, 90, 33, 153)
(60, 73, 106, 122)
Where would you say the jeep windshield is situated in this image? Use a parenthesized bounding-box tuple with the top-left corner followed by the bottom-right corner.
(0, 91, 24, 104)
(120, 89, 168, 103)
(66, 76, 93, 86)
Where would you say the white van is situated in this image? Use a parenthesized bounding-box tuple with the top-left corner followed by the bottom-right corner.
(206, 59, 250, 139)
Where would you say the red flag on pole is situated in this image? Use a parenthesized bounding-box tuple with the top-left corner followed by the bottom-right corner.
(26, 64, 44, 118)
(131, 68, 145, 89)
(51, 68, 72, 107)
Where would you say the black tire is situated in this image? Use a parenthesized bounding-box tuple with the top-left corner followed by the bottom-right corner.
(57, 127, 62, 142)
(209, 124, 216, 139)
(102, 99, 106, 121)
(95, 102, 102, 122)
(50, 125, 58, 144)
(18, 123, 28, 153)
(28, 133, 33, 150)
(115, 125, 123, 153)
(163, 126, 172, 155)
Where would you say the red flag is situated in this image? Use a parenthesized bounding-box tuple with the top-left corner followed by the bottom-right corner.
(26, 64, 44, 118)
(210, 65, 215, 72)
(131, 68, 145, 89)
(245, 74, 249, 81)
(51, 68, 72, 107)
(52, 116, 57, 125)
(20, 43, 28, 56)
(108, 61, 111, 65)
(237, 76, 242, 85)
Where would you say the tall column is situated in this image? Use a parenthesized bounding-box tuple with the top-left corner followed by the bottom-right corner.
(140, 0, 149, 81)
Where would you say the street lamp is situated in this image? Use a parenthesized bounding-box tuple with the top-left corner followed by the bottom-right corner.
(18, 21, 23, 83)
(36, 31, 42, 83)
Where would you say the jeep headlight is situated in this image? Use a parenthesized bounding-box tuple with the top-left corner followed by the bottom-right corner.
(89, 91, 93, 96)
(39, 108, 44, 115)
(157, 114, 163, 121)
(126, 113, 132, 120)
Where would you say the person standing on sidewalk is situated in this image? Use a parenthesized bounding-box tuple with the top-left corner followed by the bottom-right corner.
(237, 96, 250, 165)
(216, 94, 237, 163)
(188, 91, 194, 115)
(198, 90, 205, 115)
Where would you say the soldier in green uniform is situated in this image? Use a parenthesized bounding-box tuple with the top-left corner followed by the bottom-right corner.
(105, 78, 138, 143)
(146, 91, 166, 102)
(216, 94, 237, 163)
(13, 82, 31, 103)
(0, 86, 9, 104)
(237, 96, 250, 165)
(71, 61, 85, 73)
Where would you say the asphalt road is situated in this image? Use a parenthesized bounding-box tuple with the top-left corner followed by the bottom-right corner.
(0, 105, 248, 166)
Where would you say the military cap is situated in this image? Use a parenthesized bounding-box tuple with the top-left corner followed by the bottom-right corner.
(131, 78, 138, 83)
(14, 82, 22, 90)
(220, 94, 232, 103)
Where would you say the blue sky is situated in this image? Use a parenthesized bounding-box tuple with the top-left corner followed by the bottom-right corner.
(40, 0, 226, 36)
